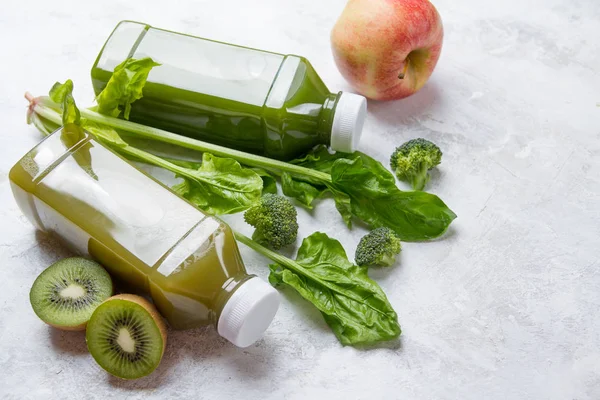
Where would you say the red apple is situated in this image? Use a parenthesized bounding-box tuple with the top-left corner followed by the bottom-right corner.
(331, 0, 443, 101)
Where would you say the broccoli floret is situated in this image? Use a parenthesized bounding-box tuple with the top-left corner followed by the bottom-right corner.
(355, 227, 402, 267)
(390, 138, 442, 191)
(244, 194, 298, 250)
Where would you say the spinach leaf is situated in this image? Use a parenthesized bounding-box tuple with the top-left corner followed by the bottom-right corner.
(95, 57, 161, 120)
(268, 232, 401, 345)
(290, 145, 347, 173)
(281, 172, 326, 208)
(49, 80, 81, 127)
(172, 153, 263, 215)
(252, 168, 278, 195)
(83, 121, 128, 149)
(330, 188, 353, 227)
(291, 146, 456, 240)
(330, 157, 456, 240)
(48, 81, 97, 179)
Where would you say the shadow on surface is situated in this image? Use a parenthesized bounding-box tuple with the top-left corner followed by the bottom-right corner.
(108, 369, 168, 389)
(49, 327, 88, 355)
(428, 167, 443, 185)
(33, 230, 73, 262)
(426, 225, 458, 242)
(278, 287, 331, 336)
(367, 250, 405, 281)
(107, 321, 279, 390)
(367, 81, 443, 127)
(354, 335, 403, 352)
(107, 325, 217, 389)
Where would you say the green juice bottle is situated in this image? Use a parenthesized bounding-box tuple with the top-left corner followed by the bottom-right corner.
(10, 127, 280, 347)
(91, 21, 367, 160)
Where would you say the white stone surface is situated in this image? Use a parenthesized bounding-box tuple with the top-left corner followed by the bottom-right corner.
(1, 0, 599, 398)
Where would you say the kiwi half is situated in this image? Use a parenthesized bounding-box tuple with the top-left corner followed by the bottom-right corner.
(29, 257, 113, 330)
(86, 294, 167, 380)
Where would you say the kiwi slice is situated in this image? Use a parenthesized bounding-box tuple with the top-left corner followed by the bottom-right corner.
(86, 294, 167, 380)
(29, 257, 113, 330)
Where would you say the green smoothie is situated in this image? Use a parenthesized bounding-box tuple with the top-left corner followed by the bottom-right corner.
(10, 128, 279, 345)
(91, 21, 367, 160)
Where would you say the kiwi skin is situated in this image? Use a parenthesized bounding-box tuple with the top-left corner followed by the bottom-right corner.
(29, 257, 113, 331)
(87, 294, 167, 380)
(49, 320, 86, 332)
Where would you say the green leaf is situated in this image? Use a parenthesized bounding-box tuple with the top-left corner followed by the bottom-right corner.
(49, 80, 81, 127)
(58, 123, 86, 149)
(281, 147, 333, 208)
(251, 168, 278, 195)
(49, 81, 71, 103)
(96, 57, 161, 120)
(47, 81, 98, 179)
(290, 145, 347, 173)
(83, 121, 128, 148)
(172, 153, 263, 215)
(269, 232, 401, 345)
(330, 188, 352, 227)
(281, 172, 326, 208)
(268, 264, 284, 286)
(330, 157, 456, 241)
(291, 146, 456, 240)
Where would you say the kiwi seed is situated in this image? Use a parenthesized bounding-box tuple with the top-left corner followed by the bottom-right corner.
(29, 257, 113, 330)
(86, 294, 167, 380)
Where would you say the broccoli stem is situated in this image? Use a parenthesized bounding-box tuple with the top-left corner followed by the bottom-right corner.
(33, 103, 331, 184)
(411, 162, 431, 191)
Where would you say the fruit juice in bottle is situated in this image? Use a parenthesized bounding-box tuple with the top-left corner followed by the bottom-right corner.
(10, 127, 280, 347)
(91, 20, 367, 160)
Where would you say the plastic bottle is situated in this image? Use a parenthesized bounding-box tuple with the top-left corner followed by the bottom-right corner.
(91, 20, 367, 160)
(10, 127, 280, 347)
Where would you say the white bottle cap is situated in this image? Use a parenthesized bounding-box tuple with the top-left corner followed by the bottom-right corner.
(217, 277, 280, 347)
(330, 92, 368, 153)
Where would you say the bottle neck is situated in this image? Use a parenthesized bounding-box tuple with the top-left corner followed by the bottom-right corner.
(317, 92, 342, 146)
(213, 272, 254, 324)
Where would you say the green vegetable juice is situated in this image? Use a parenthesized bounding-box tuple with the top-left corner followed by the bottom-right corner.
(10, 128, 279, 347)
(91, 21, 367, 160)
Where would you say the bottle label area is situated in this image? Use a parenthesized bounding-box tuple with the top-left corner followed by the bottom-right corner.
(21, 132, 206, 269)
(96, 22, 284, 107)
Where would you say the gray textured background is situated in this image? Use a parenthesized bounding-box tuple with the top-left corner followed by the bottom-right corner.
(1, 0, 599, 399)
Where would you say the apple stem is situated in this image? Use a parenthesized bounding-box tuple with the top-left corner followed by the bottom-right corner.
(398, 59, 410, 79)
